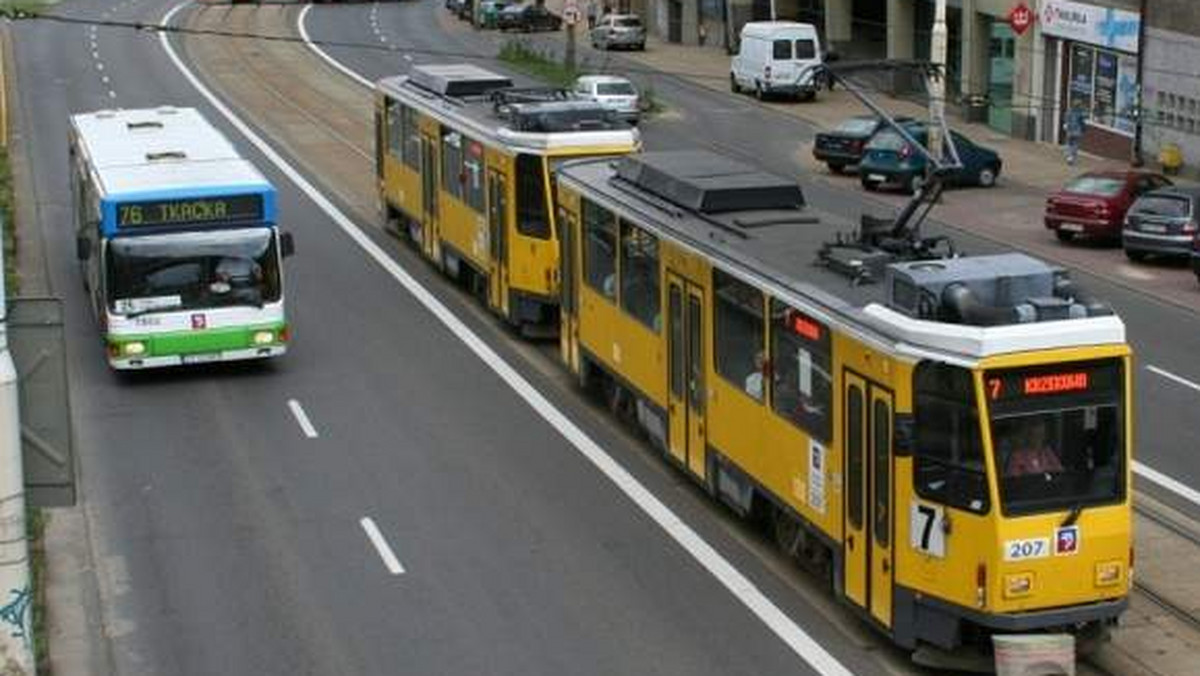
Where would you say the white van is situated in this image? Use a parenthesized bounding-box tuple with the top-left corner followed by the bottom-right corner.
(730, 21, 824, 101)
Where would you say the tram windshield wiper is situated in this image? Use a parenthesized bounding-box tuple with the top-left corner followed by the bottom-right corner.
(1061, 501, 1085, 528)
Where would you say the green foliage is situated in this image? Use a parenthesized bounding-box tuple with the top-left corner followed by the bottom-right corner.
(498, 39, 579, 88)
(27, 508, 46, 674)
(0, 145, 15, 295)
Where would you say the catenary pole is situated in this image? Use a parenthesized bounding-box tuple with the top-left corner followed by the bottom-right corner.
(928, 0, 948, 166)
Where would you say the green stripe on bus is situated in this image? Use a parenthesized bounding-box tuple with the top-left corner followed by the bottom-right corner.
(109, 322, 287, 356)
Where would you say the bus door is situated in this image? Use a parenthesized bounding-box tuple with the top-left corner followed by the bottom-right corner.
(419, 131, 439, 261)
(843, 370, 894, 627)
(558, 206, 579, 370)
(666, 273, 707, 479)
(486, 168, 509, 316)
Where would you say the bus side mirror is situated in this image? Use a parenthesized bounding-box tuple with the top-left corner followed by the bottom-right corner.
(76, 236, 92, 261)
(280, 232, 296, 258)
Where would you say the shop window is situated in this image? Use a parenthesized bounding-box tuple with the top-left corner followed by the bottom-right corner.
(619, 220, 660, 331)
(441, 128, 463, 200)
(914, 362, 989, 514)
(770, 299, 832, 443)
(582, 198, 616, 300)
(713, 270, 765, 401)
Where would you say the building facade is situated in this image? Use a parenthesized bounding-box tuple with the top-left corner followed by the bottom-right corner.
(643, 0, 1144, 160)
(1142, 1, 1200, 172)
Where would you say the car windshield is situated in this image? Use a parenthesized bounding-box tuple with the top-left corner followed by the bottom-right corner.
(106, 228, 281, 315)
(614, 17, 641, 27)
(867, 129, 908, 151)
(1065, 176, 1125, 196)
(596, 82, 636, 95)
(986, 359, 1125, 516)
(1133, 194, 1191, 218)
(835, 118, 877, 135)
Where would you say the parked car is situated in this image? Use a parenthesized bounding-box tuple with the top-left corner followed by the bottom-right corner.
(590, 14, 646, 51)
(858, 123, 1001, 194)
(813, 115, 912, 174)
(497, 4, 562, 31)
(1122, 186, 1200, 261)
(1044, 171, 1172, 243)
(574, 75, 641, 123)
(456, 0, 475, 21)
(478, 0, 509, 28)
(730, 21, 824, 101)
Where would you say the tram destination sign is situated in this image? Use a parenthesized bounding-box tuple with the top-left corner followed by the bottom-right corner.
(986, 359, 1121, 403)
(117, 194, 263, 229)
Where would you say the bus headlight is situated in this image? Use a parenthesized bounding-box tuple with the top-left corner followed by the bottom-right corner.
(1096, 561, 1123, 587)
(253, 331, 275, 346)
(123, 341, 146, 356)
(1003, 573, 1034, 599)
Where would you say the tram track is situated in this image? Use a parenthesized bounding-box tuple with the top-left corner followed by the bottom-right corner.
(1131, 501, 1200, 633)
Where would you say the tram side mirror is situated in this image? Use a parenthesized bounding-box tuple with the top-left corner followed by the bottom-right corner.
(280, 232, 296, 258)
(75, 236, 92, 261)
(894, 413, 914, 457)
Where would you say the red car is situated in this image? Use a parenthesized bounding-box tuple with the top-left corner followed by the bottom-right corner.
(1044, 171, 1172, 242)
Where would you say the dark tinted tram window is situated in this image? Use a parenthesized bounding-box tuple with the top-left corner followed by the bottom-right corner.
(441, 128, 464, 200)
(713, 269, 765, 402)
(582, 198, 616, 300)
(401, 107, 420, 170)
(386, 100, 404, 160)
(770, 299, 832, 443)
(914, 362, 989, 514)
(874, 398, 890, 547)
(515, 154, 551, 239)
(619, 220, 661, 331)
(847, 385, 864, 529)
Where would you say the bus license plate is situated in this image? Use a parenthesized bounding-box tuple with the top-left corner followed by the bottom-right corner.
(182, 353, 221, 365)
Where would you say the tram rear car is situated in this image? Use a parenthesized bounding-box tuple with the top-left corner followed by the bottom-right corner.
(555, 150, 1132, 654)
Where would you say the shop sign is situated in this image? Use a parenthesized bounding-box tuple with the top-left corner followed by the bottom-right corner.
(1009, 2, 1034, 36)
(1039, 0, 1140, 53)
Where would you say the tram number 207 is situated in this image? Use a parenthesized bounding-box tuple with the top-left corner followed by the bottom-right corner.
(1004, 538, 1050, 561)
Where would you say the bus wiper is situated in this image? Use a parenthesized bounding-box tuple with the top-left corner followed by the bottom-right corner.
(1061, 502, 1085, 528)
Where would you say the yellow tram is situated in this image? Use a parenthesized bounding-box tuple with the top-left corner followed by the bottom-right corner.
(375, 64, 640, 331)
(554, 150, 1132, 654)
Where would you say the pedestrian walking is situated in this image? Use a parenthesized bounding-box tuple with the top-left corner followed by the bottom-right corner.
(586, 0, 597, 29)
(1064, 101, 1086, 166)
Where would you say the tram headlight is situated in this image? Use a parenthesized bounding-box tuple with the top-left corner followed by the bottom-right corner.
(123, 341, 146, 357)
(1095, 561, 1123, 587)
(253, 331, 275, 346)
(1003, 572, 1033, 599)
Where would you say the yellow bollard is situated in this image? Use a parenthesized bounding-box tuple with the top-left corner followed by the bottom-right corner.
(1159, 142, 1184, 175)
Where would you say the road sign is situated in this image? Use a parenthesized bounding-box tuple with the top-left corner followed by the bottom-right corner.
(1009, 2, 1034, 36)
(563, 3, 581, 25)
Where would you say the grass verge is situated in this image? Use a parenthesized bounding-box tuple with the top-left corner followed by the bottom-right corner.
(29, 509, 47, 674)
(498, 39, 579, 88)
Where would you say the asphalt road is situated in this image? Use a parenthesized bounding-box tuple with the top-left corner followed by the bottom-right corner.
(301, 1, 1200, 519)
(13, 1, 908, 674)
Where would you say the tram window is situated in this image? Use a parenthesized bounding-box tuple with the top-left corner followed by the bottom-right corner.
(582, 198, 617, 300)
(914, 362, 989, 514)
(847, 385, 864, 529)
(515, 154, 551, 239)
(619, 220, 661, 331)
(874, 398, 890, 547)
(386, 101, 403, 160)
(770, 299, 832, 442)
(714, 270, 765, 402)
(463, 139, 485, 213)
(401, 107, 420, 170)
(441, 128, 464, 200)
(669, 286, 684, 398)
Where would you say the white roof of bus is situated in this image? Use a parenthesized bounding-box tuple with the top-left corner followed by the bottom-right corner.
(70, 107, 269, 198)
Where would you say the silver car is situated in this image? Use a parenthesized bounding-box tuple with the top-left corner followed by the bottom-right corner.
(590, 14, 646, 51)
(573, 75, 641, 123)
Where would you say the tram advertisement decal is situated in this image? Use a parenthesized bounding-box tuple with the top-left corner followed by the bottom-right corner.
(117, 194, 264, 228)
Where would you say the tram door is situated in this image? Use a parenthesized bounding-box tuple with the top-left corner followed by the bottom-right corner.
(486, 169, 509, 317)
(666, 274, 707, 479)
(419, 132, 439, 261)
(843, 371, 894, 627)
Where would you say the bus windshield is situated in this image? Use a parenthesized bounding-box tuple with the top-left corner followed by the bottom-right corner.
(985, 359, 1125, 516)
(106, 228, 281, 316)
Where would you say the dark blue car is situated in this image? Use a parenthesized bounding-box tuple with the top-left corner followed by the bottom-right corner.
(859, 123, 1002, 194)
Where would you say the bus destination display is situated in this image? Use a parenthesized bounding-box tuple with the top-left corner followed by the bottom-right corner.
(117, 194, 263, 228)
(986, 359, 1121, 403)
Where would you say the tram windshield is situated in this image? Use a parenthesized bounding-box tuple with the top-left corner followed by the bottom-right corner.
(985, 359, 1126, 516)
(106, 228, 282, 316)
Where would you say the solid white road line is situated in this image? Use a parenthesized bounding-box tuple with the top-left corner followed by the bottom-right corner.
(297, 5, 374, 90)
(360, 517, 406, 575)
(1134, 462, 1200, 508)
(161, 5, 853, 674)
(287, 399, 319, 439)
(1146, 364, 1200, 394)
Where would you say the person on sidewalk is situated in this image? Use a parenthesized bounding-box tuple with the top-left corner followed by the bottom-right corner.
(1064, 101, 1087, 166)
(586, 0, 597, 29)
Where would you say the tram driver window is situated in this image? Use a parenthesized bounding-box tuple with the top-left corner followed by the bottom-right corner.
(770, 300, 832, 443)
(914, 362, 989, 514)
(619, 220, 660, 331)
(714, 270, 765, 402)
(582, 198, 617, 301)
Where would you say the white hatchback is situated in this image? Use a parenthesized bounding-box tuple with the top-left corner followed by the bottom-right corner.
(573, 75, 641, 124)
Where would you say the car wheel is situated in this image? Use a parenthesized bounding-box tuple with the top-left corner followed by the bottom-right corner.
(828, 162, 847, 175)
(636, 42, 645, 51)
(1125, 249, 1148, 262)
(729, 74, 740, 93)
(1055, 229, 1074, 243)
(906, 173, 925, 195)
(754, 82, 765, 101)
(977, 164, 998, 188)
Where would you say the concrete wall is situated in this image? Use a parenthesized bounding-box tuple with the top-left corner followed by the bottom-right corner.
(1142, 25, 1200, 172)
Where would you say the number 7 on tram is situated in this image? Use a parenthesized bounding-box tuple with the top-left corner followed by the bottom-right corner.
(70, 107, 295, 369)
